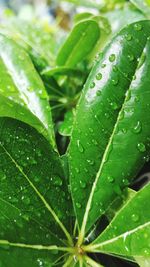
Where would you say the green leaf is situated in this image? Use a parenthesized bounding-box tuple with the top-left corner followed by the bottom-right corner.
(0, 117, 73, 266)
(106, 188, 136, 221)
(59, 109, 75, 137)
(130, 0, 150, 18)
(68, 20, 150, 242)
(105, 3, 146, 35)
(56, 20, 100, 67)
(0, 33, 55, 147)
(89, 183, 150, 257)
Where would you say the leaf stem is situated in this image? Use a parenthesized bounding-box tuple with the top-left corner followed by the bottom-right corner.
(62, 256, 74, 267)
(84, 256, 104, 267)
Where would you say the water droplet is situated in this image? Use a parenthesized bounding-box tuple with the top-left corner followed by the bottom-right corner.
(134, 96, 140, 102)
(137, 143, 146, 152)
(107, 176, 114, 183)
(77, 140, 84, 153)
(96, 73, 102, 80)
(112, 77, 119, 85)
(122, 179, 129, 186)
(53, 176, 62, 186)
(126, 90, 131, 102)
(76, 202, 81, 208)
(95, 89, 101, 97)
(79, 180, 86, 189)
(21, 196, 30, 205)
(122, 128, 127, 134)
(125, 34, 132, 41)
(138, 52, 146, 69)
(113, 65, 118, 72)
(110, 102, 119, 110)
(109, 54, 116, 62)
(134, 23, 142, 31)
(120, 111, 124, 120)
(101, 63, 106, 68)
(128, 54, 135, 62)
(90, 82, 95, 89)
(132, 121, 142, 134)
(87, 159, 95, 165)
(131, 213, 139, 222)
(143, 155, 149, 162)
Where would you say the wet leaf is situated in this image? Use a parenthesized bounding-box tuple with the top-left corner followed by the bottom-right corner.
(56, 20, 100, 67)
(0, 34, 55, 147)
(91, 183, 150, 257)
(0, 118, 73, 266)
(68, 21, 150, 242)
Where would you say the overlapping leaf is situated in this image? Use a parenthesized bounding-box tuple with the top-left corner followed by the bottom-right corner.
(0, 34, 55, 147)
(0, 118, 73, 266)
(56, 20, 100, 67)
(89, 183, 150, 258)
(68, 21, 150, 243)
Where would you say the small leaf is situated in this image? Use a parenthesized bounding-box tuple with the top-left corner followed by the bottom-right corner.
(56, 20, 100, 67)
(90, 183, 150, 257)
(0, 34, 55, 147)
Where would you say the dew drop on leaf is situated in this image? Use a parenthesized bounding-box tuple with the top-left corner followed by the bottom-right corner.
(90, 82, 95, 89)
(107, 176, 114, 183)
(101, 63, 106, 68)
(53, 176, 63, 186)
(77, 140, 84, 153)
(132, 121, 142, 134)
(110, 101, 119, 110)
(137, 143, 146, 152)
(125, 34, 132, 41)
(128, 54, 135, 62)
(134, 23, 143, 31)
(112, 78, 119, 86)
(76, 202, 82, 208)
(79, 180, 86, 189)
(96, 90, 102, 96)
(96, 73, 102, 80)
(131, 213, 139, 222)
(109, 54, 116, 62)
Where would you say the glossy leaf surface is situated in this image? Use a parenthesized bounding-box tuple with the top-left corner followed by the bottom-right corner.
(68, 21, 150, 240)
(91, 183, 150, 257)
(0, 118, 73, 266)
(130, 0, 150, 18)
(0, 34, 55, 147)
(56, 20, 100, 67)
